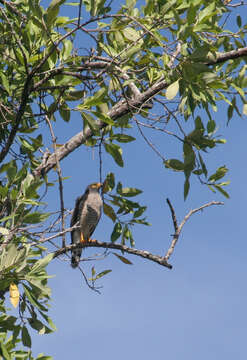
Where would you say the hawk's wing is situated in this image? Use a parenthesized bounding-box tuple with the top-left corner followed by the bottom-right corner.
(70, 192, 87, 243)
(70, 191, 88, 268)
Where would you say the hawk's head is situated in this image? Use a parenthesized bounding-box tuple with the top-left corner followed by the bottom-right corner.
(87, 182, 102, 192)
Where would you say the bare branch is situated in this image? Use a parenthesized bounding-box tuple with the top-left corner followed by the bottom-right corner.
(165, 200, 224, 261)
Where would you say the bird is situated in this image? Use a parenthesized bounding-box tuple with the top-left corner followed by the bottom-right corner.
(70, 182, 103, 268)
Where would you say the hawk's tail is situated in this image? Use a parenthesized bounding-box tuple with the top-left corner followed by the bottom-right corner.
(71, 253, 80, 268)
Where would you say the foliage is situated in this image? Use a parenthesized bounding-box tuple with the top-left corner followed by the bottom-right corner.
(0, 0, 246, 357)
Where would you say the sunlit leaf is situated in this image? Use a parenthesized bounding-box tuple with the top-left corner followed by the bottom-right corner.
(9, 283, 20, 308)
(120, 187, 142, 197)
(166, 80, 179, 100)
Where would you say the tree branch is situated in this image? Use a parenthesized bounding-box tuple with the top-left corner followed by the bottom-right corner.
(54, 241, 173, 269)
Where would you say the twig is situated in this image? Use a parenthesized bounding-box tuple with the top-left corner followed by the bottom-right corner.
(165, 200, 224, 261)
(45, 116, 66, 248)
(77, 0, 83, 27)
(135, 117, 167, 161)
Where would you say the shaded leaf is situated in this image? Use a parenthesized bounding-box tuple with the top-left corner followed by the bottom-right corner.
(111, 222, 122, 242)
(208, 166, 228, 182)
(102, 172, 115, 193)
(164, 159, 184, 171)
(104, 143, 124, 167)
(184, 178, 190, 200)
(103, 203, 116, 222)
(112, 134, 135, 143)
(23, 212, 51, 224)
(21, 326, 31, 348)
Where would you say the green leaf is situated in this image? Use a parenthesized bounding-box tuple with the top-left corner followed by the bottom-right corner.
(46, 0, 66, 28)
(184, 178, 190, 200)
(236, 15, 242, 28)
(102, 172, 115, 193)
(112, 134, 135, 143)
(21, 326, 32, 348)
(0, 73, 10, 95)
(29, 253, 54, 274)
(120, 187, 142, 197)
(212, 185, 230, 199)
(59, 103, 70, 122)
(62, 39, 73, 60)
(243, 104, 247, 116)
(6, 163, 17, 183)
(23, 285, 47, 312)
(23, 212, 51, 224)
(91, 111, 115, 125)
(123, 27, 140, 41)
(81, 112, 99, 131)
(164, 159, 184, 171)
(103, 203, 116, 222)
(198, 2, 215, 23)
(104, 143, 124, 167)
(0, 342, 11, 360)
(198, 153, 207, 177)
(111, 222, 122, 242)
(78, 88, 107, 109)
(207, 119, 216, 134)
(89, 269, 112, 281)
(112, 252, 133, 265)
(208, 166, 228, 182)
(166, 80, 179, 100)
(133, 206, 147, 218)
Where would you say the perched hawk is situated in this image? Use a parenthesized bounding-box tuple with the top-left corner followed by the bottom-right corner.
(70, 182, 103, 268)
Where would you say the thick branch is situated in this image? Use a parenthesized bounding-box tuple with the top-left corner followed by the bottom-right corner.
(33, 46, 247, 177)
(54, 241, 173, 269)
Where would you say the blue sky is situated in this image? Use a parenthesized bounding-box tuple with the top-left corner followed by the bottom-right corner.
(27, 1, 247, 359)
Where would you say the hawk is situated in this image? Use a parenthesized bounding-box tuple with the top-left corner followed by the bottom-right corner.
(70, 182, 103, 268)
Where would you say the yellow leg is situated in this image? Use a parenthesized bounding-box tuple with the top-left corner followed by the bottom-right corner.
(80, 233, 85, 243)
(80, 233, 98, 244)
